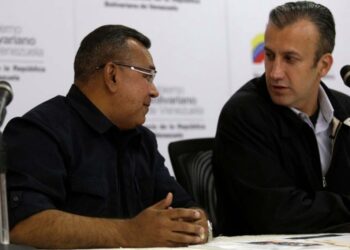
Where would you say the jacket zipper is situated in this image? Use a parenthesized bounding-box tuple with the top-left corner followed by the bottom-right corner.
(322, 176, 327, 188)
(324, 118, 343, 188)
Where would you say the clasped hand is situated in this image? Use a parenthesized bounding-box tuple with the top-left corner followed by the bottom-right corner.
(122, 192, 208, 247)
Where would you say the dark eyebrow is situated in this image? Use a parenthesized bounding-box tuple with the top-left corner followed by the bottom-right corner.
(264, 46, 273, 52)
(264, 46, 301, 57)
(283, 51, 301, 58)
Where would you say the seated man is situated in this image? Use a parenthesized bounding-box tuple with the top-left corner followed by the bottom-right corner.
(4, 24, 209, 248)
(214, 1, 350, 235)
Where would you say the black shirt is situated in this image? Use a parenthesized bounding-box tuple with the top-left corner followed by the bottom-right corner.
(4, 84, 195, 228)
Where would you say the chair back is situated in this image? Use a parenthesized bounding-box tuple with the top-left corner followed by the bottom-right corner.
(168, 138, 217, 234)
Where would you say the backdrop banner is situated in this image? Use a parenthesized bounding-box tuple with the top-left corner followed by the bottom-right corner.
(1, 0, 349, 174)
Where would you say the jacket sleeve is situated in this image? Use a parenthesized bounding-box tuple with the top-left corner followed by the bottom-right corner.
(4, 117, 67, 229)
(142, 128, 197, 209)
(213, 92, 350, 234)
(153, 149, 197, 208)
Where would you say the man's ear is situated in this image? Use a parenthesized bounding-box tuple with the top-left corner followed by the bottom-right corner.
(103, 62, 118, 92)
(318, 53, 333, 78)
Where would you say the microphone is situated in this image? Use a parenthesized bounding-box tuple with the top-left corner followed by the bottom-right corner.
(0, 81, 11, 246)
(0, 81, 13, 127)
(0, 83, 32, 249)
(340, 65, 350, 87)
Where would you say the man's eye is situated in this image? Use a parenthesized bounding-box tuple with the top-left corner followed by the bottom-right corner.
(265, 51, 274, 60)
(144, 74, 152, 81)
(285, 56, 297, 64)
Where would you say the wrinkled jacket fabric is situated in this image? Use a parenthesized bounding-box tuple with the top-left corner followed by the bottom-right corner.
(213, 75, 350, 235)
(4, 85, 195, 228)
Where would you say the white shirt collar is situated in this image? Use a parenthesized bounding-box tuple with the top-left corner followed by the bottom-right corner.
(290, 85, 334, 132)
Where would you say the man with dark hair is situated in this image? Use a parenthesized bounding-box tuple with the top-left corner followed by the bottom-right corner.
(4, 25, 209, 248)
(214, 1, 350, 235)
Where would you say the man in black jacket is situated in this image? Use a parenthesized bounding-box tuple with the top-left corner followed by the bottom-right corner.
(4, 25, 209, 248)
(214, 1, 350, 235)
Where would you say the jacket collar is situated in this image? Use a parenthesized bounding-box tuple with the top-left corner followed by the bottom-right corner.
(66, 84, 141, 143)
(255, 74, 350, 138)
(321, 82, 350, 121)
(66, 84, 114, 134)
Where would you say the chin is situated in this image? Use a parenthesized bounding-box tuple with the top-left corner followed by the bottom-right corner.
(137, 117, 146, 126)
(270, 95, 292, 107)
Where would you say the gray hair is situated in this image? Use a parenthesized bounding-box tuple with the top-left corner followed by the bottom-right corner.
(269, 1, 335, 63)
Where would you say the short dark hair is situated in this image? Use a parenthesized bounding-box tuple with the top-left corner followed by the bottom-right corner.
(268, 1, 335, 63)
(74, 25, 151, 82)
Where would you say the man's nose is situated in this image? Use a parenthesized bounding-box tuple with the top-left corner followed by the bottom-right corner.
(269, 59, 284, 80)
(150, 82, 159, 98)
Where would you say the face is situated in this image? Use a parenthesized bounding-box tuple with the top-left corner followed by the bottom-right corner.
(109, 39, 159, 129)
(264, 19, 332, 115)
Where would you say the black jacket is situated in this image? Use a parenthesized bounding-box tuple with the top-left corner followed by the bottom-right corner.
(4, 85, 195, 228)
(213, 75, 350, 235)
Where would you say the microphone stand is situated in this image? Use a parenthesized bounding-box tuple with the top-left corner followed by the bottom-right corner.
(0, 133, 34, 250)
(0, 174, 9, 245)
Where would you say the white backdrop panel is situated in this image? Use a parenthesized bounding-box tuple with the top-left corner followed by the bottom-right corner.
(0, 0, 75, 124)
(0, 0, 349, 174)
(228, 0, 350, 96)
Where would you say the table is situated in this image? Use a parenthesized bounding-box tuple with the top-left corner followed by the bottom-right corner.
(106, 233, 350, 250)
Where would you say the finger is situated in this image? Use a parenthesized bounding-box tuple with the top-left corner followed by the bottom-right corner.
(165, 241, 189, 248)
(170, 220, 205, 238)
(193, 208, 208, 221)
(166, 208, 201, 221)
(167, 230, 203, 245)
(193, 216, 208, 229)
(183, 209, 206, 225)
(152, 192, 173, 210)
(194, 218, 209, 241)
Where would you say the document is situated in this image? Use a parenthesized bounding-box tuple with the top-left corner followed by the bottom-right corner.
(83, 233, 350, 250)
(198, 233, 350, 250)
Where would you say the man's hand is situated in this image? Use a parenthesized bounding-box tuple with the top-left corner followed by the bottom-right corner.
(9, 194, 209, 248)
(120, 192, 208, 247)
(191, 208, 210, 242)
